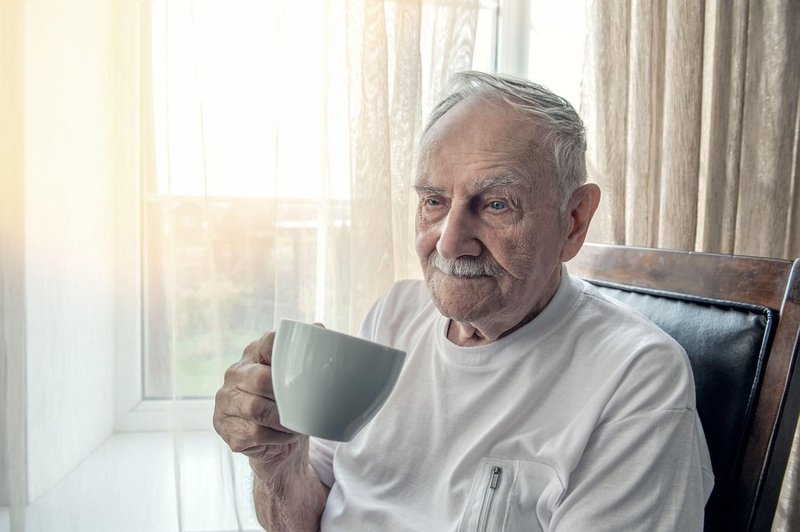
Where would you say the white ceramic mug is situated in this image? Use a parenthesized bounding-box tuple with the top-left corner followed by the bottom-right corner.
(271, 319, 406, 442)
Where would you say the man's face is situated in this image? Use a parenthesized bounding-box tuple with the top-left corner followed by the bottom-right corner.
(414, 98, 569, 338)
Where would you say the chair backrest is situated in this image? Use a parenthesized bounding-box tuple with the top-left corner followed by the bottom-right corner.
(568, 243, 800, 532)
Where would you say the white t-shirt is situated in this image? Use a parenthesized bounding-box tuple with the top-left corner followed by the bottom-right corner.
(310, 269, 714, 531)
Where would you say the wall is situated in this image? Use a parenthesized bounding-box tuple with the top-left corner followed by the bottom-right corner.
(23, 1, 117, 502)
(1, 0, 26, 512)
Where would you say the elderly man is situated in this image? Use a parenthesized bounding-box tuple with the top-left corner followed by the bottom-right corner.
(214, 71, 714, 531)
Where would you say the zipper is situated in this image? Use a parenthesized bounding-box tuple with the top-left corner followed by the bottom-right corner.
(476, 465, 502, 532)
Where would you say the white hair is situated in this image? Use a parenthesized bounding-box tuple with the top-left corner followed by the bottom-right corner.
(423, 71, 588, 212)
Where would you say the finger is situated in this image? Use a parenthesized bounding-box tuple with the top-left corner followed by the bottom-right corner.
(311, 322, 326, 328)
(254, 330, 276, 365)
(222, 361, 275, 401)
(214, 388, 289, 438)
(242, 331, 275, 365)
(223, 389, 289, 432)
(235, 364, 274, 399)
(217, 416, 301, 456)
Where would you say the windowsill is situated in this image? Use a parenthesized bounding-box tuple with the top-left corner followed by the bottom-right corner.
(115, 399, 217, 433)
(2, 432, 262, 532)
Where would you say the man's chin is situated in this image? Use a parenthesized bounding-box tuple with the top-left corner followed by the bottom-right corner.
(433, 300, 492, 324)
(427, 274, 498, 321)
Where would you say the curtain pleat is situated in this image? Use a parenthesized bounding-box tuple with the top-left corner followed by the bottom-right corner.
(347, 0, 397, 329)
(734, 0, 800, 259)
(624, 0, 659, 248)
(388, 2, 424, 283)
(696, 0, 748, 254)
(583, 0, 629, 245)
(657, 0, 704, 250)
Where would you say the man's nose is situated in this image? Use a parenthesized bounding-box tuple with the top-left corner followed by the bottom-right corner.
(436, 204, 482, 259)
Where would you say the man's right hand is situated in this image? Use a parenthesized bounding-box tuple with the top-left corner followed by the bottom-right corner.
(213, 331, 306, 478)
(214, 331, 330, 530)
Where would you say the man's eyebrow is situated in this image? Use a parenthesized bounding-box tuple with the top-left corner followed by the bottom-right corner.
(412, 183, 444, 195)
(473, 174, 526, 191)
(413, 174, 527, 196)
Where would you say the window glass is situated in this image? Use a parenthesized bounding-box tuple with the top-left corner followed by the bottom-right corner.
(143, 2, 499, 399)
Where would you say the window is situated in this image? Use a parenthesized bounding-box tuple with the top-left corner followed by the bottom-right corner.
(140, 0, 585, 402)
(142, 2, 500, 400)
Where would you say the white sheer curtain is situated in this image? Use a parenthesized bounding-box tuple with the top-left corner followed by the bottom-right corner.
(145, 0, 480, 396)
(151, 0, 477, 528)
(2, 0, 478, 530)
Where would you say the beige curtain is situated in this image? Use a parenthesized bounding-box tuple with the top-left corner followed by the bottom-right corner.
(583, 0, 799, 258)
(581, 0, 799, 529)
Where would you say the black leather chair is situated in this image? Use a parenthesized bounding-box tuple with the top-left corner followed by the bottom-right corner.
(568, 244, 800, 532)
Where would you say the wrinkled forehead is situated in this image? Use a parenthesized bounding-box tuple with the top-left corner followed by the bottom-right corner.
(416, 97, 555, 188)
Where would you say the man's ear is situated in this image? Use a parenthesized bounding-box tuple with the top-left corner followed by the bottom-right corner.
(559, 183, 601, 262)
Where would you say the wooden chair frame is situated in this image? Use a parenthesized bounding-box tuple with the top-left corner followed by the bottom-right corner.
(568, 243, 800, 531)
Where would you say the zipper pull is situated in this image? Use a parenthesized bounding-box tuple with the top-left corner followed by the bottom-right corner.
(489, 466, 502, 489)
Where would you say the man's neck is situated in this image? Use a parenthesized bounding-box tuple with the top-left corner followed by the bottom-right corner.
(446, 321, 493, 346)
(445, 278, 561, 347)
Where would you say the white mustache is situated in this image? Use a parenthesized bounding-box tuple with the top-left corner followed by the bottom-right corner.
(428, 251, 505, 278)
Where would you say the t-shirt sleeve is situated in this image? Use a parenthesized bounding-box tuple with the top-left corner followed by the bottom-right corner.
(546, 323, 715, 531)
(309, 437, 338, 488)
(549, 407, 714, 531)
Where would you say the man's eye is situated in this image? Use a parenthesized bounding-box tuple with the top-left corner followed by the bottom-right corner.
(488, 200, 508, 211)
(425, 197, 442, 206)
